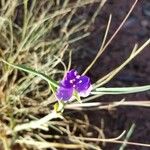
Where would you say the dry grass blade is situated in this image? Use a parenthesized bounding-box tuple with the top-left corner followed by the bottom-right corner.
(83, 0, 138, 75)
(16, 140, 85, 149)
(65, 100, 150, 110)
(95, 39, 150, 88)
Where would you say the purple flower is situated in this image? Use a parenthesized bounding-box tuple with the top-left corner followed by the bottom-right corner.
(56, 69, 92, 101)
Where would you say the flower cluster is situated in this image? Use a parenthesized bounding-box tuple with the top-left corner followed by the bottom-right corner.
(56, 69, 92, 101)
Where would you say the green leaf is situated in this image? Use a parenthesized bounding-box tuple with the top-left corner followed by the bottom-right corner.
(91, 85, 150, 95)
(1, 59, 59, 88)
(73, 90, 82, 103)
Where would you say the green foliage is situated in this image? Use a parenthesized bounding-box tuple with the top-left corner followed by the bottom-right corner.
(92, 85, 150, 95)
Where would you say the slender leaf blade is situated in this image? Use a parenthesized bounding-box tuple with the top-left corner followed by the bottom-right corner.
(1, 59, 59, 88)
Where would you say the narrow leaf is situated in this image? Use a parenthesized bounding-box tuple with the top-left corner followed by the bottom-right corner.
(1, 59, 59, 88)
(91, 85, 150, 95)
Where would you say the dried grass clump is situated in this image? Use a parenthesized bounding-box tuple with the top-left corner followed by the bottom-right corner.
(0, 0, 107, 149)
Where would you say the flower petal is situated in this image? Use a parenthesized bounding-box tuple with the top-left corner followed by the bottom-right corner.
(61, 69, 78, 88)
(56, 85, 73, 101)
(61, 79, 72, 88)
(75, 75, 91, 94)
(78, 85, 92, 97)
(65, 69, 78, 80)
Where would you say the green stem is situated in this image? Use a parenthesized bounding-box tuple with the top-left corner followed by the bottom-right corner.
(1, 59, 59, 88)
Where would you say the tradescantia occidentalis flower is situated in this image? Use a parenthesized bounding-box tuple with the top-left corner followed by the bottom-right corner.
(56, 69, 92, 101)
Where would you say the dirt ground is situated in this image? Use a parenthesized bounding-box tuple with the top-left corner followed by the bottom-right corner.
(72, 0, 150, 149)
